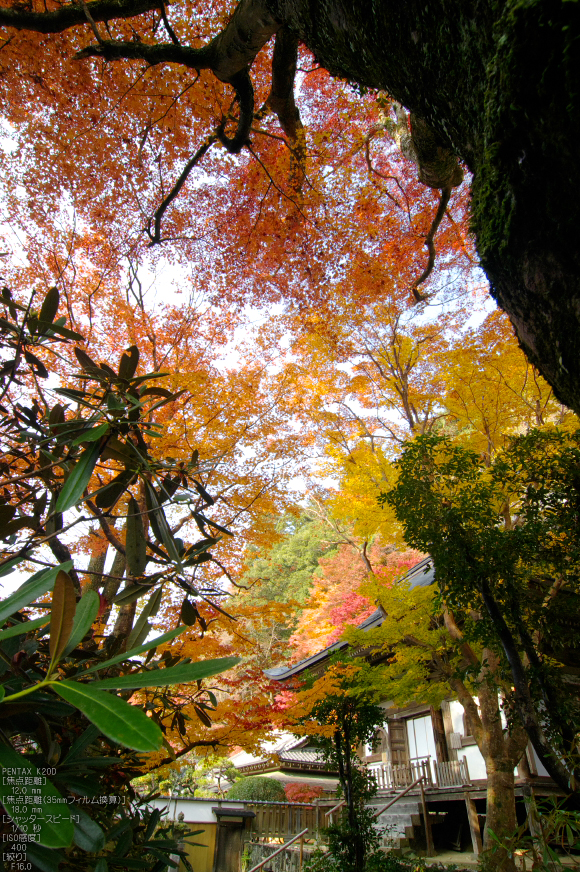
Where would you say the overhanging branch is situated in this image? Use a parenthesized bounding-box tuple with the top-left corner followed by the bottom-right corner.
(0, 0, 160, 33)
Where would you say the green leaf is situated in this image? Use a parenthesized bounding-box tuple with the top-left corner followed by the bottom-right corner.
(74, 347, 102, 376)
(49, 571, 77, 664)
(48, 403, 65, 428)
(24, 841, 62, 872)
(126, 496, 147, 577)
(62, 724, 101, 763)
(126, 586, 163, 650)
(43, 322, 84, 341)
(73, 807, 106, 852)
(38, 287, 59, 327)
(56, 441, 101, 512)
(144, 808, 161, 840)
(0, 562, 72, 626)
(144, 480, 182, 566)
(0, 614, 50, 641)
(139, 387, 174, 399)
(129, 372, 169, 387)
(0, 742, 74, 847)
(93, 470, 135, 509)
(63, 589, 99, 656)
(100, 436, 142, 466)
(0, 685, 4, 702)
(94, 860, 108, 872)
(91, 656, 239, 690)
(81, 625, 188, 675)
(53, 394, 99, 413)
(118, 345, 139, 380)
(24, 348, 49, 377)
(0, 553, 23, 578)
(193, 480, 215, 506)
(194, 704, 212, 727)
(145, 390, 187, 414)
(52, 681, 162, 752)
(196, 512, 233, 537)
(113, 583, 154, 607)
(72, 422, 109, 445)
(180, 599, 198, 626)
(107, 392, 125, 412)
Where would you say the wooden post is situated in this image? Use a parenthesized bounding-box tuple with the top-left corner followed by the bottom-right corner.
(464, 790, 482, 856)
(420, 779, 435, 856)
(299, 833, 304, 871)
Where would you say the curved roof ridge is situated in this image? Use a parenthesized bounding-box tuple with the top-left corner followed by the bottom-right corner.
(264, 556, 434, 682)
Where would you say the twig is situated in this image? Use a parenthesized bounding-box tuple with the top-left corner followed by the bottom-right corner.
(79, 0, 104, 44)
(159, 0, 179, 45)
(86, 499, 126, 555)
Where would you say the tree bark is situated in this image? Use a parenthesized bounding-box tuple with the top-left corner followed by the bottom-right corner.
(484, 762, 518, 872)
(446, 643, 527, 872)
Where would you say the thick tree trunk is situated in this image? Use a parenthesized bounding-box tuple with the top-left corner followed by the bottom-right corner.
(448, 649, 527, 872)
(268, 0, 580, 413)
(483, 762, 518, 872)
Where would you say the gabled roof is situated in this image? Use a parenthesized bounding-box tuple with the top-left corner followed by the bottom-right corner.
(264, 556, 435, 682)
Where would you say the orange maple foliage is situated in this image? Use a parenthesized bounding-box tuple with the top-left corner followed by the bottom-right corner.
(0, 1, 479, 329)
(289, 547, 423, 661)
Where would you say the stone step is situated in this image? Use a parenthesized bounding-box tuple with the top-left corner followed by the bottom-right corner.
(373, 801, 448, 854)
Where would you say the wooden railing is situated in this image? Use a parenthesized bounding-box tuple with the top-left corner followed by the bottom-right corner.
(247, 828, 309, 872)
(372, 756, 433, 790)
(433, 757, 470, 787)
(371, 755, 470, 790)
(371, 775, 435, 857)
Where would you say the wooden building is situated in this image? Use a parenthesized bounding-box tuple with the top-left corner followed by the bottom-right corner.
(263, 557, 561, 855)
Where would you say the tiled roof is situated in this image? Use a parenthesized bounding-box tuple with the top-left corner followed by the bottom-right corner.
(274, 735, 309, 754)
(279, 749, 324, 764)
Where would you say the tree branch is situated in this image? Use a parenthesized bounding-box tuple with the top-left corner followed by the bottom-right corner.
(86, 499, 126, 555)
(74, 38, 211, 68)
(216, 69, 254, 153)
(264, 27, 305, 189)
(478, 577, 579, 794)
(47, 536, 82, 595)
(0, 0, 160, 33)
(147, 135, 217, 244)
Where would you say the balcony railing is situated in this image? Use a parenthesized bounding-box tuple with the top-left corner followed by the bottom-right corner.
(371, 755, 470, 790)
(433, 757, 471, 788)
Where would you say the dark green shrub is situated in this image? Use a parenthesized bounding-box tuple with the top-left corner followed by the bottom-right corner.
(227, 776, 286, 801)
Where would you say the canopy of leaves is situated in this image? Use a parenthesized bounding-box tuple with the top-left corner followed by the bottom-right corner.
(386, 428, 580, 792)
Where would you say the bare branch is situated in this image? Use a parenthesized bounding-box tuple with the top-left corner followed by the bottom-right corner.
(74, 39, 210, 68)
(158, 0, 179, 46)
(86, 499, 126, 555)
(410, 186, 451, 303)
(147, 135, 217, 245)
